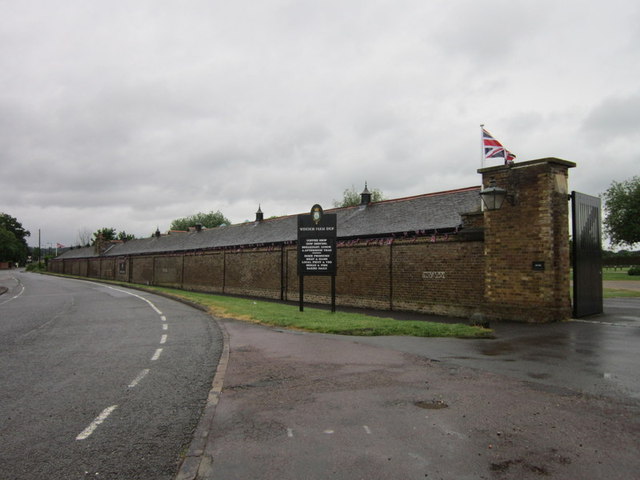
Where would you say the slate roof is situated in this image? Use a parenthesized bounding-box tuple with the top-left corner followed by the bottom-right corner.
(56, 186, 481, 259)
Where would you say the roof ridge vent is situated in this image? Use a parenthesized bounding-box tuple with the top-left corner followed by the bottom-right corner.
(360, 182, 372, 206)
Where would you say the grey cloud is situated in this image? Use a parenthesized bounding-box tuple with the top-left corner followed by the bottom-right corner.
(429, 1, 548, 63)
(582, 93, 640, 139)
(1, 0, 639, 248)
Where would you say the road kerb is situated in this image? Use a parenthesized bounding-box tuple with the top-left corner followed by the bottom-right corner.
(175, 316, 230, 480)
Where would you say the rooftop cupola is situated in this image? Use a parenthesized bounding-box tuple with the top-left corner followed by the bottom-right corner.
(360, 182, 372, 206)
(255, 205, 264, 222)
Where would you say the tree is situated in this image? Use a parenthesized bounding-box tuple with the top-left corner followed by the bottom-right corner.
(333, 184, 385, 208)
(91, 227, 116, 245)
(88, 228, 134, 245)
(77, 227, 93, 247)
(117, 231, 135, 241)
(0, 212, 30, 243)
(0, 213, 30, 264)
(170, 210, 230, 231)
(602, 176, 640, 247)
(0, 226, 22, 263)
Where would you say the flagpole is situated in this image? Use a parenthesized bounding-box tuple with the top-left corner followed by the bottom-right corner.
(479, 124, 485, 211)
(480, 124, 485, 169)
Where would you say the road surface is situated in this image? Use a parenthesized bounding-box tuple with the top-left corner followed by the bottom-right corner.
(0, 271, 222, 480)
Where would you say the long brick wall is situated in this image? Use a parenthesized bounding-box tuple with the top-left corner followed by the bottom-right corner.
(183, 252, 225, 292)
(391, 240, 484, 316)
(50, 234, 485, 318)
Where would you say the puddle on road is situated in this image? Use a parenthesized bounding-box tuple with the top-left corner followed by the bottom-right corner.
(480, 342, 515, 356)
(527, 372, 551, 379)
(414, 400, 448, 410)
(479, 334, 571, 357)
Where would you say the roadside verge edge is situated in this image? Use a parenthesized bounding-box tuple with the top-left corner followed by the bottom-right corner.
(175, 315, 230, 480)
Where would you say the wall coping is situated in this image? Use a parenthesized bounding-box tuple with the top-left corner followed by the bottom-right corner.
(478, 157, 576, 174)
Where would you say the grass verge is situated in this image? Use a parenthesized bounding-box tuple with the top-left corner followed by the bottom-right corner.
(602, 268, 640, 281)
(603, 288, 640, 298)
(43, 272, 491, 338)
(149, 286, 492, 338)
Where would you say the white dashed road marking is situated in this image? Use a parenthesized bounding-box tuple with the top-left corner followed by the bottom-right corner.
(128, 369, 150, 388)
(0, 278, 25, 306)
(76, 405, 118, 440)
(73, 284, 171, 440)
(104, 285, 163, 315)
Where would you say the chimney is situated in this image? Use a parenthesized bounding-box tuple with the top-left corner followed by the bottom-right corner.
(93, 235, 114, 255)
(255, 205, 264, 222)
(155, 228, 161, 238)
(94, 234, 104, 255)
(195, 223, 203, 232)
(360, 182, 372, 206)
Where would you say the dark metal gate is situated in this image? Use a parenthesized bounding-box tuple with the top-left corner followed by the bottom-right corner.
(571, 191, 603, 317)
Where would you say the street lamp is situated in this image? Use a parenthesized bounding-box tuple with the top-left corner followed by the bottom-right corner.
(480, 178, 514, 211)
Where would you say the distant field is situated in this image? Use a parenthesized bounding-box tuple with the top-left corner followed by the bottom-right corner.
(600, 267, 640, 297)
(602, 267, 640, 282)
(571, 267, 639, 282)
(603, 289, 640, 298)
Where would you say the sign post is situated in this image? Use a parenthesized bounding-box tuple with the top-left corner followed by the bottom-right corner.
(297, 204, 337, 312)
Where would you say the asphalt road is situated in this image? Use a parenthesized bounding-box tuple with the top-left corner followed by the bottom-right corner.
(197, 292, 640, 479)
(0, 271, 222, 480)
(345, 297, 640, 401)
(202, 316, 640, 480)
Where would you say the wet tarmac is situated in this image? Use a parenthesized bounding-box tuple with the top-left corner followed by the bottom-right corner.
(195, 298, 640, 480)
(339, 297, 640, 401)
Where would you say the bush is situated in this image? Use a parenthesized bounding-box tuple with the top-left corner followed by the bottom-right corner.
(628, 267, 640, 276)
(25, 262, 46, 272)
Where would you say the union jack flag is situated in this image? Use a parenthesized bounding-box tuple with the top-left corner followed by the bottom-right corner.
(482, 127, 515, 165)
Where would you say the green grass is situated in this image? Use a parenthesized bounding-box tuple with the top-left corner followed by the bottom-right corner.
(145, 286, 493, 338)
(601, 267, 640, 297)
(43, 273, 491, 337)
(603, 289, 640, 298)
(603, 267, 640, 281)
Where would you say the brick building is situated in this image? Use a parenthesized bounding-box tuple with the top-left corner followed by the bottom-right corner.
(50, 158, 575, 323)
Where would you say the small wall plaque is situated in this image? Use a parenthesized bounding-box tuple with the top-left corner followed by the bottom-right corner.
(532, 261, 545, 271)
(422, 271, 446, 279)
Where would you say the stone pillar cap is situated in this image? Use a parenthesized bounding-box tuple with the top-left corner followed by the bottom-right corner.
(478, 157, 576, 174)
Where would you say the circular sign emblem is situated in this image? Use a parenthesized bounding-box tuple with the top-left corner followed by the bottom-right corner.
(311, 204, 323, 225)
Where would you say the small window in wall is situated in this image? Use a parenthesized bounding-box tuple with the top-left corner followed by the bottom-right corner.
(119, 261, 126, 274)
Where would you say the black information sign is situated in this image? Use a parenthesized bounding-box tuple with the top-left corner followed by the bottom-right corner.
(297, 204, 337, 276)
(297, 204, 337, 312)
(532, 261, 545, 271)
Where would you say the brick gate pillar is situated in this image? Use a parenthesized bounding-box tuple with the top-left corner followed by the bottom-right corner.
(479, 158, 576, 322)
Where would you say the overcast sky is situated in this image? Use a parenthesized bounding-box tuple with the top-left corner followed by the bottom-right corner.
(2, 0, 638, 248)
